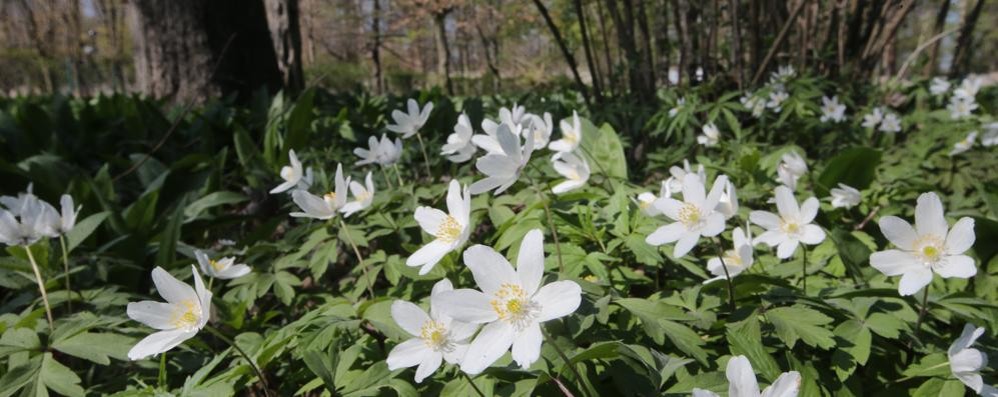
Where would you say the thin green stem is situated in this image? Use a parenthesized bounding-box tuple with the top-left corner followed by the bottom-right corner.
(206, 326, 272, 397)
(59, 235, 73, 311)
(462, 372, 487, 397)
(25, 246, 54, 333)
(711, 238, 736, 312)
(526, 171, 564, 273)
(914, 287, 931, 341)
(801, 244, 809, 295)
(380, 165, 394, 189)
(339, 219, 375, 298)
(577, 145, 614, 194)
(415, 132, 433, 180)
(392, 164, 405, 186)
(207, 276, 214, 293)
(543, 327, 588, 397)
(158, 352, 168, 388)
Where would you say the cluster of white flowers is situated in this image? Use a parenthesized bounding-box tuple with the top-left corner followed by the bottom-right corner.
(698, 122, 720, 147)
(777, 151, 808, 190)
(946, 76, 981, 120)
(270, 149, 378, 220)
(819, 95, 847, 123)
(0, 186, 79, 246)
(739, 65, 796, 118)
(861, 107, 902, 133)
(355, 134, 403, 166)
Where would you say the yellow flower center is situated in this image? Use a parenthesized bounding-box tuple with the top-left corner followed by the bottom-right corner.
(209, 259, 225, 272)
(781, 221, 800, 235)
(914, 235, 945, 265)
(172, 300, 199, 329)
(435, 215, 463, 243)
(564, 133, 578, 144)
(490, 283, 538, 329)
(419, 320, 452, 351)
(723, 250, 743, 267)
(678, 203, 702, 226)
(323, 192, 336, 202)
(583, 275, 599, 282)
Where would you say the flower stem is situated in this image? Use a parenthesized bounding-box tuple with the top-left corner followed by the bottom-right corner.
(711, 238, 736, 312)
(339, 219, 375, 298)
(800, 244, 809, 295)
(380, 165, 394, 189)
(158, 351, 168, 388)
(543, 327, 588, 397)
(526, 167, 564, 273)
(24, 246, 54, 333)
(59, 235, 73, 311)
(914, 286, 930, 341)
(207, 276, 214, 293)
(577, 145, 614, 194)
(392, 163, 405, 186)
(462, 372, 487, 397)
(206, 326, 272, 397)
(414, 132, 433, 180)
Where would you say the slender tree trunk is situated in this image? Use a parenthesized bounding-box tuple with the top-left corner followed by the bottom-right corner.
(475, 25, 501, 91)
(433, 10, 455, 95)
(594, 0, 616, 93)
(921, 0, 950, 77)
(751, 0, 807, 85)
(533, 0, 592, 106)
(672, 0, 688, 85)
(655, 0, 673, 85)
(728, 0, 743, 87)
(265, 0, 305, 94)
(372, 0, 383, 93)
(576, 0, 603, 102)
(949, 0, 986, 78)
(635, 0, 656, 94)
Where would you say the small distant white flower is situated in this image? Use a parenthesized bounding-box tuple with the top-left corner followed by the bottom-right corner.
(355, 134, 403, 166)
(499, 104, 527, 127)
(217, 239, 237, 246)
(777, 151, 808, 190)
(669, 97, 686, 117)
(54, 194, 80, 235)
(948, 96, 978, 120)
(716, 180, 738, 220)
(870, 192, 976, 296)
(441, 114, 477, 163)
(387, 99, 433, 139)
(270, 149, 308, 194)
(636, 182, 670, 216)
(470, 124, 536, 195)
(741, 95, 766, 117)
(407, 180, 472, 275)
(646, 174, 729, 258)
(982, 123, 998, 147)
(862, 108, 884, 129)
(195, 250, 251, 280)
(705, 227, 753, 284)
(126, 266, 211, 360)
(692, 355, 801, 397)
(767, 90, 789, 113)
(770, 65, 796, 83)
(666, 160, 707, 197)
(432, 230, 582, 374)
(954, 75, 982, 100)
(950, 131, 978, 156)
(0, 194, 59, 246)
(948, 324, 998, 396)
(341, 172, 376, 217)
(290, 163, 350, 220)
(750, 186, 826, 259)
(930, 77, 951, 96)
(879, 112, 902, 133)
(549, 111, 583, 153)
(551, 152, 590, 194)
(830, 183, 861, 208)
(819, 96, 847, 123)
(387, 279, 477, 383)
(698, 122, 720, 147)
(524, 112, 553, 148)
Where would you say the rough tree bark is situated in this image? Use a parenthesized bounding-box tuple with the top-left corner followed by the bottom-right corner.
(432, 9, 455, 95)
(533, 0, 591, 107)
(128, 0, 283, 103)
(921, 0, 950, 77)
(265, 0, 305, 94)
(575, 0, 603, 101)
(949, 0, 986, 78)
(372, 0, 384, 93)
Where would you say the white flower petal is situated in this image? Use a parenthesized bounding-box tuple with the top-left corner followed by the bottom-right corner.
(775, 186, 800, 220)
(945, 217, 975, 255)
(414, 207, 448, 235)
(761, 371, 801, 397)
(915, 192, 948, 237)
(750, 211, 781, 229)
(391, 300, 431, 336)
(898, 268, 933, 296)
(432, 289, 498, 324)
(511, 323, 542, 368)
(870, 250, 919, 276)
(534, 280, 582, 322)
(516, 229, 545, 295)
(126, 301, 178, 330)
(799, 225, 825, 245)
(217, 264, 252, 279)
(949, 324, 986, 356)
(702, 213, 726, 237)
(406, 240, 453, 275)
(726, 356, 761, 397)
(776, 238, 799, 259)
(387, 338, 429, 370)
(646, 223, 686, 246)
(878, 216, 917, 250)
(674, 232, 700, 258)
(754, 230, 786, 247)
(127, 329, 196, 361)
(933, 255, 977, 279)
(151, 267, 197, 305)
(414, 352, 443, 383)
(460, 321, 515, 375)
(463, 245, 518, 295)
(799, 197, 819, 224)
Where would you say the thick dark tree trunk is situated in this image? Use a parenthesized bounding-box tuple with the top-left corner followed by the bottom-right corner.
(921, 0, 950, 77)
(949, 0, 986, 78)
(672, 0, 688, 85)
(128, 0, 282, 103)
(433, 10, 455, 95)
(372, 0, 384, 93)
(265, 0, 305, 94)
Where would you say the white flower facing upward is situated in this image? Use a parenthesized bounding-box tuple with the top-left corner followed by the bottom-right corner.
(290, 163, 350, 220)
(870, 192, 976, 296)
(879, 112, 902, 133)
(819, 96, 847, 123)
(470, 124, 536, 195)
(270, 149, 309, 194)
(861, 108, 884, 129)
(441, 114, 477, 163)
(637, 181, 671, 216)
(551, 152, 590, 194)
(126, 265, 211, 360)
(698, 122, 720, 147)
(692, 355, 801, 397)
(948, 324, 998, 396)
(777, 151, 808, 190)
(741, 95, 766, 117)
(669, 97, 686, 117)
(948, 96, 978, 120)
(407, 180, 472, 275)
(766, 90, 789, 113)
(548, 111, 582, 153)
(432, 230, 582, 374)
(524, 112, 554, 148)
(751, 186, 826, 259)
(387, 279, 477, 383)
(705, 227, 754, 284)
(830, 183, 861, 208)
(341, 172, 376, 217)
(950, 131, 978, 156)
(930, 77, 951, 96)
(56, 194, 80, 235)
(195, 250, 251, 280)
(355, 134, 403, 166)
(387, 99, 433, 139)
(646, 174, 729, 258)
(665, 160, 707, 197)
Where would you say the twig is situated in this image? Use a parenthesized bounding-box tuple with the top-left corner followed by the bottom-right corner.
(415, 132, 433, 180)
(59, 235, 74, 311)
(854, 205, 880, 231)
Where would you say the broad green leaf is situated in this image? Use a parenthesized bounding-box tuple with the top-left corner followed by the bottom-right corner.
(766, 306, 836, 350)
(65, 211, 110, 252)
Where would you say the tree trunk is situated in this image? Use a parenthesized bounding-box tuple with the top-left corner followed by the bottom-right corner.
(128, 0, 282, 103)
(372, 0, 384, 93)
(265, 0, 305, 94)
(533, 0, 591, 106)
(921, 0, 949, 77)
(575, 0, 603, 101)
(949, 0, 986, 78)
(594, 0, 617, 92)
(635, 0, 656, 95)
(728, 0, 743, 87)
(654, 0, 673, 86)
(672, 0, 688, 85)
(433, 10, 454, 95)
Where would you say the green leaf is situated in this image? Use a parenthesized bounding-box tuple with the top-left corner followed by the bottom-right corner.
(766, 306, 836, 350)
(580, 119, 628, 180)
(65, 211, 110, 252)
(726, 323, 782, 382)
(52, 332, 134, 364)
(39, 353, 85, 397)
(284, 88, 317, 153)
(183, 191, 248, 222)
(831, 319, 871, 380)
(816, 147, 881, 196)
(156, 195, 188, 268)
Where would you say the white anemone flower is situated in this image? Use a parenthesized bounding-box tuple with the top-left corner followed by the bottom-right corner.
(636, 181, 670, 216)
(830, 183, 861, 208)
(524, 112, 553, 148)
(290, 164, 350, 220)
(930, 77, 951, 96)
(950, 131, 978, 156)
(195, 250, 251, 280)
(499, 104, 527, 127)
(270, 149, 307, 194)
(698, 122, 720, 147)
(551, 153, 590, 195)
(948, 324, 998, 396)
(548, 111, 583, 153)
(355, 134, 403, 166)
(0, 195, 59, 246)
(645, 174, 729, 258)
(441, 114, 477, 163)
(948, 96, 978, 120)
(819, 96, 847, 123)
(766, 90, 789, 113)
(750, 186, 826, 259)
(982, 123, 998, 147)
(879, 112, 902, 133)
(777, 151, 808, 190)
(954, 75, 981, 100)
(669, 97, 686, 117)
(741, 95, 766, 118)
(771, 64, 796, 83)
(126, 265, 211, 360)
(716, 180, 739, 220)
(474, 118, 523, 155)
(705, 227, 754, 284)
(57, 194, 81, 235)
(407, 180, 472, 275)
(666, 160, 707, 197)
(692, 355, 801, 397)
(341, 172, 376, 217)
(387, 99, 433, 139)
(861, 108, 884, 129)
(470, 124, 535, 195)
(870, 192, 976, 296)
(432, 229, 582, 374)
(387, 279, 477, 383)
